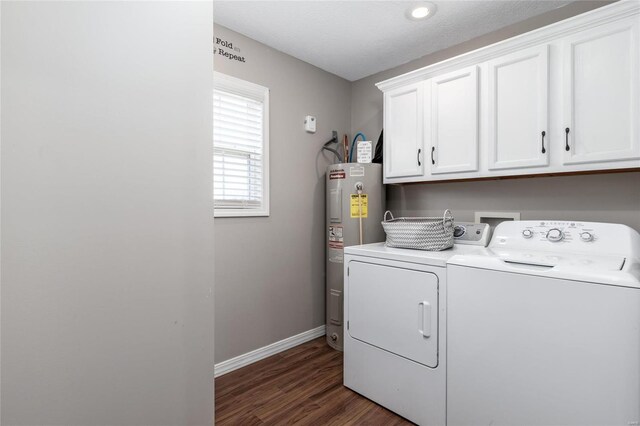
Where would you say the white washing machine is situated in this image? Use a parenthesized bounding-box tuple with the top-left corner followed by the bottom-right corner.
(447, 220, 640, 426)
(343, 223, 490, 425)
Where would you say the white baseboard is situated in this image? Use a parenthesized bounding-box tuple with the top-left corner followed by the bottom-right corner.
(214, 325, 326, 378)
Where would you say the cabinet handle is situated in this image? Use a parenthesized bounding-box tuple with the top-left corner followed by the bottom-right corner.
(431, 147, 436, 165)
(541, 131, 546, 154)
(417, 149, 421, 166)
(565, 127, 570, 151)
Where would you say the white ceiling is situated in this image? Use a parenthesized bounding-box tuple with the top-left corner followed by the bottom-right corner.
(213, 1, 571, 81)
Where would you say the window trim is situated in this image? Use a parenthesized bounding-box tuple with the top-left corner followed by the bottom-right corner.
(214, 72, 269, 218)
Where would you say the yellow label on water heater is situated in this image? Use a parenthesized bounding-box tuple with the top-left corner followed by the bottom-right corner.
(350, 194, 368, 218)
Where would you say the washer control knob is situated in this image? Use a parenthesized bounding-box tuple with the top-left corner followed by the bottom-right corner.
(580, 231, 594, 242)
(522, 229, 534, 239)
(546, 228, 564, 242)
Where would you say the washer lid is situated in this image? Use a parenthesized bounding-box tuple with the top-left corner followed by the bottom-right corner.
(491, 248, 626, 271)
(448, 249, 640, 289)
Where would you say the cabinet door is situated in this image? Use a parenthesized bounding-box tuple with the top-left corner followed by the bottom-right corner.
(562, 17, 640, 165)
(384, 82, 424, 178)
(487, 45, 549, 170)
(347, 261, 439, 368)
(430, 65, 479, 174)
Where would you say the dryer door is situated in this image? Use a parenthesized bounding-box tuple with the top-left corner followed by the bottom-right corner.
(347, 261, 439, 367)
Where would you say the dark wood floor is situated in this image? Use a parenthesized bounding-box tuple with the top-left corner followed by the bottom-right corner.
(215, 337, 414, 425)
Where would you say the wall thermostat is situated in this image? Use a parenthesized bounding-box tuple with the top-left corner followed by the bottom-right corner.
(304, 115, 316, 133)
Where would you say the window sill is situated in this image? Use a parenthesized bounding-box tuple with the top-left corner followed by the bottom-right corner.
(214, 209, 269, 218)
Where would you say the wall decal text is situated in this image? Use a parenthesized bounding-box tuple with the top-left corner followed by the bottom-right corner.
(214, 37, 246, 63)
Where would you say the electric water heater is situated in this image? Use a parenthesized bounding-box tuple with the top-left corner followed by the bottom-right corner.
(325, 163, 385, 351)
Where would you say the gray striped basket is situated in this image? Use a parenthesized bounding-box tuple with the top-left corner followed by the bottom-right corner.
(381, 210, 454, 251)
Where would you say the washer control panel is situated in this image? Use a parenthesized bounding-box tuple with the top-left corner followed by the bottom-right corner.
(489, 220, 640, 257)
(454, 222, 491, 246)
(517, 221, 596, 245)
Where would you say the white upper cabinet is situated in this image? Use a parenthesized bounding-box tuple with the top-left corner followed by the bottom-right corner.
(562, 17, 640, 165)
(430, 65, 479, 175)
(376, 2, 640, 183)
(487, 45, 549, 170)
(384, 82, 424, 179)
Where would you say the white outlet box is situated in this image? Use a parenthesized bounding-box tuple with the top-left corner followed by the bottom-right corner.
(474, 211, 521, 230)
(304, 115, 316, 133)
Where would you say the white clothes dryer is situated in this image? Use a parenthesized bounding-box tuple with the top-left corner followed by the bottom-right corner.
(343, 240, 488, 425)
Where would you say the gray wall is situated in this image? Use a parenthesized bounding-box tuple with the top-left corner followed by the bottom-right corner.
(1, 2, 214, 425)
(213, 26, 351, 363)
(351, 1, 640, 232)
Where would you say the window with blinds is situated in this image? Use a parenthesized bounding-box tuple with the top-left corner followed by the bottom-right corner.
(213, 72, 269, 217)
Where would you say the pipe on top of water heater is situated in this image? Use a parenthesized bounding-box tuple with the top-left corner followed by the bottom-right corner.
(349, 132, 367, 162)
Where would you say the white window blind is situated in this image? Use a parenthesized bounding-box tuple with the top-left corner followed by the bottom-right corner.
(213, 73, 269, 217)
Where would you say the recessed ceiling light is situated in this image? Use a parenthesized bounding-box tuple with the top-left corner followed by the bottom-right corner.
(412, 6, 430, 19)
(407, 3, 436, 21)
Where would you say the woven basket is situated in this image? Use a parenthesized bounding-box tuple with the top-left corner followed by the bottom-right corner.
(381, 210, 454, 251)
